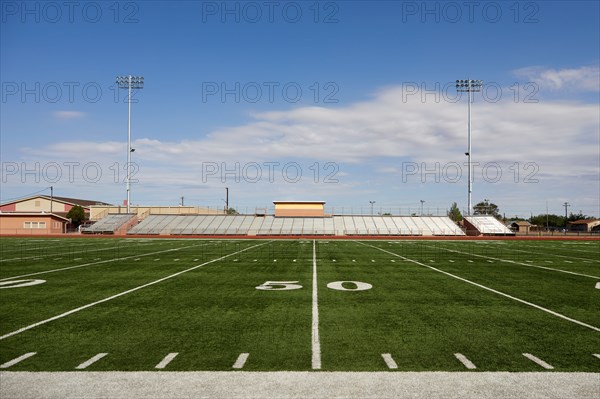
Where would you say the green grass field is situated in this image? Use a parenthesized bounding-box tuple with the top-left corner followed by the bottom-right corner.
(0, 237, 598, 372)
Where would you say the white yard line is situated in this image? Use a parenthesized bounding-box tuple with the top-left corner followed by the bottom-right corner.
(381, 353, 398, 369)
(0, 242, 211, 282)
(454, 353, 477, 369)
(522, 353, 553, 369)
(0, 242, 269, 341)
(358, 242, 600, 333)
(75, 353, 108, 369)
(312, 240, 321, 370)
(432, 244, 599, 279)
(0, 242, 156, 263)
(0, 352, 36, 369)
(232, 353, 249, 369)
(155, 353, 179, 369)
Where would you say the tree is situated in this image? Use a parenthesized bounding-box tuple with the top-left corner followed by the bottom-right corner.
(473, 200, 500, 218)
(447, 202, 463, 222)
(529, 214, 566, 229)
(226, 207, 239, 215)
(66, 205, 86, 227)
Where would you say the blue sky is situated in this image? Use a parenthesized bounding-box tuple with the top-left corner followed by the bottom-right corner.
(1, 1, 599, 217)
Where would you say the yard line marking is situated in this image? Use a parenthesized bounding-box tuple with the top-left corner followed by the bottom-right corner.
(232, 353, 249, 369)
(312, 240, 321, 370)
(76, 353, 108, 369)
(0, 352, 36, 369)
(381, 353, 398, 369)
(358, 242, 600, 333)
(155, 353, 178, 369)
(522, 353, 553, 369)
(424, 245, 600, 279)
(0, 242, 270, 341)
(0, 242, 212, 282)
(593, 354, 600, 360)
(0, 242, 154, 263)
(454, 353, 476, 369)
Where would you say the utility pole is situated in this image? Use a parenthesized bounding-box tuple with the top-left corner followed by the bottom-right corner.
(50, 186, 53, 214)
(180, 196, 184, 206)
(225, 187, 229, 213)
(563, 202, 570, 230)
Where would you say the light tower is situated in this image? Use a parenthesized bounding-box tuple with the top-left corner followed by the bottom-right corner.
(116, 75, 144, 214)
(456, 79, 483, 216)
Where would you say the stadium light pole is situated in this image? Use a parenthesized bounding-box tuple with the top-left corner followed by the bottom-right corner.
(369, 201, 376, 216)
(116, 75, 144, 214)
(456, 79, 483, 216)
(420, 200, 425, 216)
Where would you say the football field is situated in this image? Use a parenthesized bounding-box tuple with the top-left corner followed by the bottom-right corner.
(1, 237, 599, 373)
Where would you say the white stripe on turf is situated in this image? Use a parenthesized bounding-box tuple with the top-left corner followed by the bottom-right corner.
(0, 242, 212, 282)
(0, 242, 270, 341)
(454, 353, 476, 369)
(155, 353, 179, 369)
(358, 242, 600, 333)
(592, 354, 600, 360)
(232, 353, 249, 369)
(312, 240, 321, 370)
(75, 353, 108, 370)
(522, 353, 553, 369)
(426, 245, 599, 279)
(381, 353, 398, 369)
(0, 352, 36, 369)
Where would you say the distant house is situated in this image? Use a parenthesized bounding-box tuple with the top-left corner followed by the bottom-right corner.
(567, 219, 600, 232)
(0, 195, 110, 235)
(509, 221, 536, 234)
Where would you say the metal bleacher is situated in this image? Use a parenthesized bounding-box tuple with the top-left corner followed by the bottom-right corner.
(82, 214, 136, 234)
(126, 214, 465, 236)
(464, 216, 514, 235)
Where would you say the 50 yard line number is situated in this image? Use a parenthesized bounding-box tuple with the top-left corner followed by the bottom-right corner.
(256, 281, 373, 291)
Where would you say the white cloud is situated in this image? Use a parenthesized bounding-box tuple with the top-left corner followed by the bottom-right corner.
(14, 82, 600, 216)
(53, 111, 86, 120)
(513, 66, 600, 91)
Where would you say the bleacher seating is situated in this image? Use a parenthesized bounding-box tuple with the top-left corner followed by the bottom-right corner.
(464, 216, 514, 235)
(82, 214, 137, 234)
(125, 215, 465, 236)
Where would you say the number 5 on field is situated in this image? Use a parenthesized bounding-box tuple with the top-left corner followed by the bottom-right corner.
(255, 281, 303, 291)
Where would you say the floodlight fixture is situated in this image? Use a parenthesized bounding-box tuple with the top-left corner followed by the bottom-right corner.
(116, 75, 144, 213)
(455, 78, 483, 216)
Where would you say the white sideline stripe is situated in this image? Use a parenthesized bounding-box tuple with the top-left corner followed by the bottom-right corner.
(454, 353, 476, 369)
(76, 353, 107, 369)
(593, 354, 600, 360)
(0, 352, 36, 369)
(522, 353, 553, 369)
(232, 353, 249, 369)
(312, 240, 321, 370)
(431, 245, 599, 279)
(0, 242, 270, 341)
(0, 242, 154, 263)
(358, 242, 600, 333)
(381, 353, 398, 369)
(155, 353, 178, 369)
(0, 242, 211, 282)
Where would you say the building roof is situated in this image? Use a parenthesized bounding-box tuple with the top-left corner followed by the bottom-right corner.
(273, 201, 326, 204)
(0, 212, 70, 222)
(568, 219, 600, 225)
(1, 195, 111, 208)
(510, 221, 532, 226)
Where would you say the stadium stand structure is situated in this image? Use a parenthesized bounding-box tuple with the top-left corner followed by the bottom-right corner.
(463, 215, 514, 236)
(82, 214, 137, 234)
(127, 215, 464, 236)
